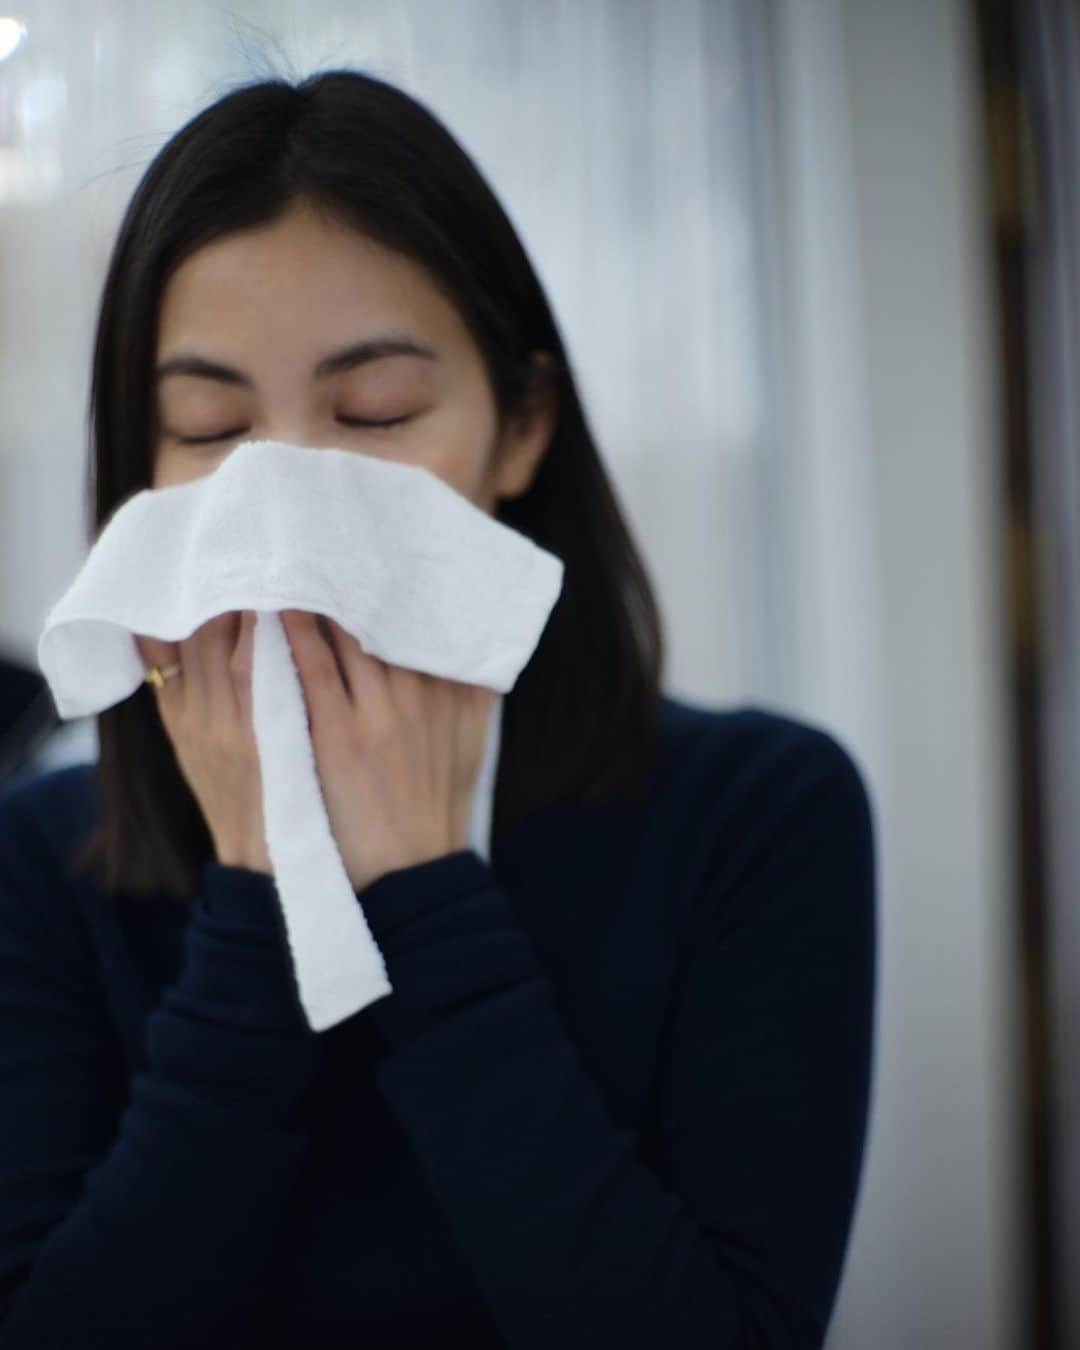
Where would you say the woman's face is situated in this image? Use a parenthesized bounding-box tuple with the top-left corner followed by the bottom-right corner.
(151, 197, 554, 514)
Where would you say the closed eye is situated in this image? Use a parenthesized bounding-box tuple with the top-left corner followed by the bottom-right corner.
(339, 415, 413, 430)
(174, 415, 413, 445)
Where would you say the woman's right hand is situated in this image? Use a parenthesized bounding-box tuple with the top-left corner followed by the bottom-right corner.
(135, 611, 273, 875)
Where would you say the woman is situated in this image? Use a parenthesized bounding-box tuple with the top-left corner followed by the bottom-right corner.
(0, 68, 876, 1349)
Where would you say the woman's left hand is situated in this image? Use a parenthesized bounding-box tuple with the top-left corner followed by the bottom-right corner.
(280, 608, 497, 894)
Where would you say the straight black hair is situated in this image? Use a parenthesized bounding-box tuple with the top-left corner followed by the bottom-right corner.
(73, 66, 666, 900)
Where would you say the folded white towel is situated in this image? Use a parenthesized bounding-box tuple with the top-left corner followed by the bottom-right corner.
(37, 439, 565, 1031)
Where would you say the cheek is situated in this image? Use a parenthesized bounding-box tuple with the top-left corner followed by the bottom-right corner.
(149, 453, 211, 490)
(428, 456, 495, 510)
(403, 411, 496, 508)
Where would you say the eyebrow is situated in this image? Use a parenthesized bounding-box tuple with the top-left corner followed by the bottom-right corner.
(153, 334, 439, 387)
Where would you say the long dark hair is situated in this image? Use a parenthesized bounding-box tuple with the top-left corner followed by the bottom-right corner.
(73, 67, 665, 900)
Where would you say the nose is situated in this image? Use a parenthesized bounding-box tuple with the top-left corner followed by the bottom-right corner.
(255, 428, 392, 463)
(259, 428, 336, 452)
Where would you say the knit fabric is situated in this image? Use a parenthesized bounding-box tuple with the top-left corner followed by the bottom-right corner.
(0, 694, 876, 1349)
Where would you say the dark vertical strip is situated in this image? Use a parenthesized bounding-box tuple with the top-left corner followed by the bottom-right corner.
(969, 1, 1059, 1346)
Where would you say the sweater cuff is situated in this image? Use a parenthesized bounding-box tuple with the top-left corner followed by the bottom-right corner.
(174, 860, 309, 1034)
(356, 849, 492, 949)
(355, 849, 542, 1048)
(200, 861, 283, 936)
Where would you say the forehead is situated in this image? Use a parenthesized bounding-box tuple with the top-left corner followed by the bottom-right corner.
(155, 203, 463, 353)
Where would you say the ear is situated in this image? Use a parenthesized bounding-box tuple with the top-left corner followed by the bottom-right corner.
(492, 352, 559, 502)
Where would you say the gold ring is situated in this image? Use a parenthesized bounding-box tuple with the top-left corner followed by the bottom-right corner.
(144, 662, 182, 689)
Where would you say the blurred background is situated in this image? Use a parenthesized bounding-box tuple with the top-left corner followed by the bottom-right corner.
(0, 1, 1076, 1346)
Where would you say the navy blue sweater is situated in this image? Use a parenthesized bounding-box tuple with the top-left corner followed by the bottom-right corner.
(0, 695, 876, 1348)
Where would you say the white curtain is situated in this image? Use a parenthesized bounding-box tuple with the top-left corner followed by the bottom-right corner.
(786, 1, 1023, 1346)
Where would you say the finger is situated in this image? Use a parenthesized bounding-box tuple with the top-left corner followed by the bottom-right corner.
(385, 659, 429, 725)
(393, 666, 457, 790)
(317, 615, 391, 718)
(231, 611, 255, 730)
(472, 685, 497, 747)
(280, 609, 355, 734)
(177, 620, 209, 714)
(134, 631, 178, 670)
(134, 631, 183, 706)
(315, 614, 352, 694)
(455, 684, 495, 788)
(425, 673, 461, 788)
(199, 611, 243, 728)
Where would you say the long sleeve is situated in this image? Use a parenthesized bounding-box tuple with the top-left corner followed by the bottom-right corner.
(355, 728, 877, 1349)
(0, 787, 324, 1349)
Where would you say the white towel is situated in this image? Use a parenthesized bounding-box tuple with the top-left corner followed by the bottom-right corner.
(37, 439, 565, 1031)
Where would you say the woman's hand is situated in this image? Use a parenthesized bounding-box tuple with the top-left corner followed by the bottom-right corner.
(280, 609, 497, 893)
(135, 612, 274, 874)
